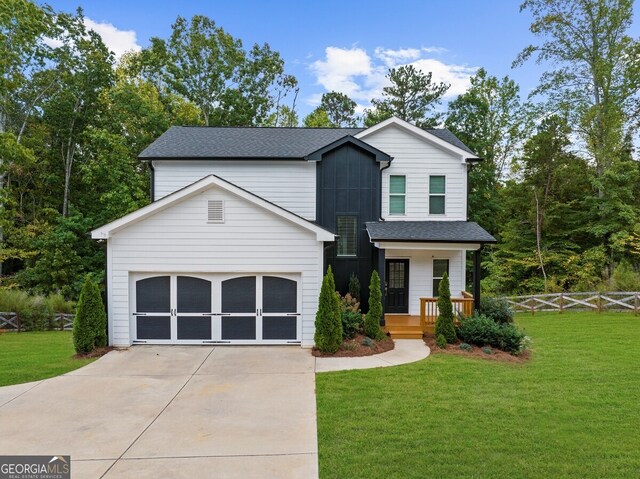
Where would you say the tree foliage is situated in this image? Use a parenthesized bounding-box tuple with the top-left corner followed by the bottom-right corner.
(364, 65, 449, 127)
(364, 270, 384, 340)
(434, 272, 456, 343)
(73, 275, 107, 354)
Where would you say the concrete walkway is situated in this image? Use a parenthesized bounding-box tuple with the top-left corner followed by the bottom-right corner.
(315, 339, 430, 372)
(0, 346, 318, 479)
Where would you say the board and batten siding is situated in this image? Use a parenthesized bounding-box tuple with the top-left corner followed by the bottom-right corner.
(361, 125, 468, 221)
(153, 160, 317, 220)
(107, 185, 323, 347)
(386, 249, 466, 316)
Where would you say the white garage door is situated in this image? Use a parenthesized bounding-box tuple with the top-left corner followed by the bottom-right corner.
(131, 273, 301, 345)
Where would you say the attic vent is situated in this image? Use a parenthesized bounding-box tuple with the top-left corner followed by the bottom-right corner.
(207, 200, 224, 223)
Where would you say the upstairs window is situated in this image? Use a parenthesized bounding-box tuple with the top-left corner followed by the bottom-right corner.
(336, 216, 357, 257)
(433, 259, 450, 296)
(389, 175, 406, 215)
(429, 175, 446, 215)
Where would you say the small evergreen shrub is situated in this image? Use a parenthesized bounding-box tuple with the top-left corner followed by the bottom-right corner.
(434, 272, 456, 343)
(364, 270, 385, 340)
(479, 297, 514, 324)
(362, 337, 375, 347)
(341, 311, 363, 339)
(457, 313, 526, 355)
(459, 342, 472, 352)
(73, 276, 107, 354)
(342, 341, 358, 351)
(314, 266, 343, 353)
(348, 273, 361, 300)
(436, 334, 447, 349)
(482, 347, 493, 355)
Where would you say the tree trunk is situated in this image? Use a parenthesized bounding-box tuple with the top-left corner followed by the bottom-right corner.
(534, 189, 547, 292)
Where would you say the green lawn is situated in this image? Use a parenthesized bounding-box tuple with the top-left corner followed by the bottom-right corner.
(316, 312, 640, 478)
(0, 331, 96, 387)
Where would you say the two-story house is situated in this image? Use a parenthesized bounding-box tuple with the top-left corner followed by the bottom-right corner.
(91, 117, 496, 347)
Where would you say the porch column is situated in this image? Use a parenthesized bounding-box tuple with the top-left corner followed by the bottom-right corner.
(473, 246, 483, 311)
(377, 247, 386, 326)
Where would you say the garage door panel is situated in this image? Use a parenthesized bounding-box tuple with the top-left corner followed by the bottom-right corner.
(177, 276, 212, 313)
(222, 316, 256, 340)
(262, 276, 297, 313)
(136, 276, 170, 313)
(177, 316, 212, 340)
(137, 316, 171, 340)
(262, 316, 297, 340)
(222, 277, 256, 313)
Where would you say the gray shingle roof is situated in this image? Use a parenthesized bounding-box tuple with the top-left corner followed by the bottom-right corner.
(139, 126, 363, 159)
(139, 125, 476, 159)
(365, 221, 496, 243)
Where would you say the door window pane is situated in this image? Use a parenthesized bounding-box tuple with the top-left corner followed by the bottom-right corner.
(337, 216, 357, 256)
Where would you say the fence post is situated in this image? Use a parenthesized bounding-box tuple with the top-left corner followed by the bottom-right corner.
(559, 293, 564, 314)
(635, 293, 639, 316)
(16, 314, 21, 333)
(597, 292, 602, 313)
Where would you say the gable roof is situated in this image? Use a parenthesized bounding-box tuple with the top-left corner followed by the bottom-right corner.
(139, 126, 363, 159)
(138, 122, 475, 160)
(365, 221, 496, 244)
(304, 135, 392, 162)
(355, 117, 480, 162)
(91, 175, 336, 241)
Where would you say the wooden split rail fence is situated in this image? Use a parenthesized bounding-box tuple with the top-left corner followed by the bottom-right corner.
(0, 312, 75, 332)
(501, 292, 640, 315)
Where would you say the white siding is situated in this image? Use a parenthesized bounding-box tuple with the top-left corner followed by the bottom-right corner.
(362, 125, 468, 221)
(386, 249, 466, 316)
(108, 184, 323, 347)
(153, 160, 316, 220)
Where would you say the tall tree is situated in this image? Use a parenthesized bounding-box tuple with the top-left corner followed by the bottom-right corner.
(303, 107, 331, 127)
(320, 91, 358, 127)
(445, 68, 531, 232)
(364, 65, 449, 127)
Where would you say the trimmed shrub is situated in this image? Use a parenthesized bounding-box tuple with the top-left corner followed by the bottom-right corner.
(348, 273, 361, 301)
(364, 270, 384, 340)
(73, 276, 107, 354)
(457, 313, 526, 355)
(435, 272, 456, 343)
(479, 296, 514, 324)
(482, 346, 493, 355)
(459, 342, 472, 352)
(362, 336, 375, 347)
(436, 334, 447, 349)
(342, 311, 363, 339)
(314, 266, 343, 353)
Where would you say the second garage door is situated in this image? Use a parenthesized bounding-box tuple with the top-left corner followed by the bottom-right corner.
(132, 273, 300, 345)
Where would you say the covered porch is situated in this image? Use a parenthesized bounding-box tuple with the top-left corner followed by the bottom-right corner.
(365, 220, 496, 340)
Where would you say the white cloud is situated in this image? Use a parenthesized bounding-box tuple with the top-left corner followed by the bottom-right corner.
(84, 18, 141, 59)
(307, 45, 478, 112)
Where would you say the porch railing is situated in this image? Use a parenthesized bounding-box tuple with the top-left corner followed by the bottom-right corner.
(419, 295, 474, 330)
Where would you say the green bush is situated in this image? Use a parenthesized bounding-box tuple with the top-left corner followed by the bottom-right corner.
(364, 270, 384, 340)
(457, 313, 526, 354)
(0, 289, 74, 331)
(479, 296, 514, 324)
(459, 342, 472, 352)
(435, 272, 456, 343)
(436, 334, 447, 349)
(482, 346, 493, 355)
(73, 276, 107, 354)
(348, 273, 361, 301)
(341, 311, 363, 339)
(362, 337, 375, 347)
(314, 266, 343, 353)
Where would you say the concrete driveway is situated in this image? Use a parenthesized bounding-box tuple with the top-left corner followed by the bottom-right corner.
(0, 346, 318, 478)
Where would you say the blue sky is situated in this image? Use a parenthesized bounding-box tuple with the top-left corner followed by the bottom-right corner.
(43, 0, 640, 117)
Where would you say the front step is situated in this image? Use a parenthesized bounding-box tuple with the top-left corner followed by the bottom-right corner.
(388, 331, 423, 339)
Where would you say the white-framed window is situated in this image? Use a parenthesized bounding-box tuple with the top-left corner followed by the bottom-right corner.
(389, 175, 406, 215)
(433, 259, 450, 296)
(429, 175, 446, 215)
(336, 215, 357, 257)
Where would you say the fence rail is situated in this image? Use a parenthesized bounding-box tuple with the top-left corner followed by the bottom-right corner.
(0, 312, 75, 332)
(500, 292, 640, 314)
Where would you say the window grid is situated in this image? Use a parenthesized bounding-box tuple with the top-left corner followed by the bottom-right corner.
(336, 216, 357, 257)
(429, 175, 446, 215)
(433, 259, 449, 297)
(389, 175, 406, 215)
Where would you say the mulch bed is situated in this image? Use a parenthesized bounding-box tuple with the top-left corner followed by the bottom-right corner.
(73, 346, 113, 360)
(312, 334, 395, 357)
(423, 333, 530, 363)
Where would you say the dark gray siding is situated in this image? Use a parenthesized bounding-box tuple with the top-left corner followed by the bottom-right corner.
(316, 143, 381, 311)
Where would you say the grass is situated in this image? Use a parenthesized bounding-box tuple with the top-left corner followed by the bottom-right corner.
(316, 312, 640, 478)
(0, 331, 96, 387)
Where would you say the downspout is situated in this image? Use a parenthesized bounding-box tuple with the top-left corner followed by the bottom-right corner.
(378, 160, 392, 324)
(148, 161, 155, 202)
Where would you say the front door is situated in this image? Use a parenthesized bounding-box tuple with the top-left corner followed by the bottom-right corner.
(385, 259, 409, 313)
